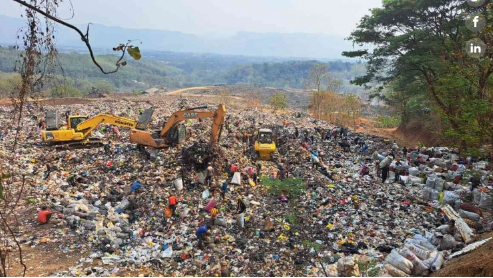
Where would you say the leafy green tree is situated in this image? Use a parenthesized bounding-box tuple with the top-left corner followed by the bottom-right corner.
(50, 84, 82, 98)
(344, 0, 493, 150)
(270, 91, 288, 112)
(0, 73, 21, 98)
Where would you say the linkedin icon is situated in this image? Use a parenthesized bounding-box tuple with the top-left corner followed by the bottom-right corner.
(465, 38, 487, 58)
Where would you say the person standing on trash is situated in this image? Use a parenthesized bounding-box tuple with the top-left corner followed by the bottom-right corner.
(196, 224, 210, 249)
(210, 207, 219, 226)
(43, 163, 55, 180)
(236, 196, 247, 214)
(206, 163, 214, 186)
(381, 163, 390, 183)
(221, 182, 228, 201)
(230, 163, 238, 178)
(104, 141, 112, 155)
(393, 157, 403, 182)
(168, 194, 178, 216)
(37, 206, 53, 225)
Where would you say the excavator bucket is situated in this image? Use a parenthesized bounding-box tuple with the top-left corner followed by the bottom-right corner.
(46, 111, 58, 131)
(136, 108, 154, 130)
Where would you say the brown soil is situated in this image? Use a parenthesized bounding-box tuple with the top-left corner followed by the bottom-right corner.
(432, 232, 493, 277)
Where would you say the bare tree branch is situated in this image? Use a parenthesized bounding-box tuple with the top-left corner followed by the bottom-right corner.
(12, 0, 127, 74)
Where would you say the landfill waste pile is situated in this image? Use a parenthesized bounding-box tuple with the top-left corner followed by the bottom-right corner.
(1, 95, 493, 277)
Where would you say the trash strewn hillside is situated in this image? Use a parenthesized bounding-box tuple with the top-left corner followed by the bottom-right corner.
(1, 95, 492, 277)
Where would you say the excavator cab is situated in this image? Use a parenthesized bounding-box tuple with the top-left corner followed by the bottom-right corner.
(166, 125, 187, 145)
(254, 128, 277, 160)
(68, 116, 88, 130)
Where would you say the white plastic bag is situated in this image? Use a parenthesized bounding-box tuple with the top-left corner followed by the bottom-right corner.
(442, 191, 460, 205)
(404, 243, 431, 261)
(174, 178, 183, 191)
(237, 213, 245, 228)
(385, 250, 413, 274)
(202, 189, 210, 199)
(426, 251, 444, 272)
(214, 216, 227, 227)
(383, 264, 409, 277)
(379, 156, 392, 168)
(409, 167, 419, 177)
(231, 172, 241, 185)
(435, 178, 444, 192)
(398, 248, 430, 275)
(426, 176, 436, 189)
(162, 246, 173, 258)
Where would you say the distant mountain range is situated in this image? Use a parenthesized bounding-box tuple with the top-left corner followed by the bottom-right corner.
(0, 15, 355, 59)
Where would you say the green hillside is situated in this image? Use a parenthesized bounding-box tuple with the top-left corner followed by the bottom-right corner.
(0, 46, 366, 95)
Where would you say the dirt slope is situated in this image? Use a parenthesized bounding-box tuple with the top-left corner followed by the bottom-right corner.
(432, 232, 493, 277)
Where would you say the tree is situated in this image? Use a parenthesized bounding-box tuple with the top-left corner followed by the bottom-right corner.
(344, 0, 493, 150)
(304, 63, 329, 92)
(327, 78, 343, 93)
(0, 73, 21, 98)
(270, 91, 287, 112)
(50, 84, 82, 98)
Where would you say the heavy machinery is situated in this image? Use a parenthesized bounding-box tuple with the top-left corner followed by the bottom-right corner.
(42, 111, 140, 148)
(254, 128, 277, 160)
(129, 104, 226, 149)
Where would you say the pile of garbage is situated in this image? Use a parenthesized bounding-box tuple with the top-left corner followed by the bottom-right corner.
(1, 96, 492, 277)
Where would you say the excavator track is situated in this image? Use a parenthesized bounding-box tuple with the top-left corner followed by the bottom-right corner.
(52, 138, 104, 150)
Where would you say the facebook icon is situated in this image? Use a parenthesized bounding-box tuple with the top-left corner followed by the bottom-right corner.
(466, 0, 486, 7)
(466, 14, 486, 32)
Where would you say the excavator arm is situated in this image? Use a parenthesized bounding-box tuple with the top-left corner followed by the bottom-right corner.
(130, 104, 226, 149)
(75, 114, 138, 138)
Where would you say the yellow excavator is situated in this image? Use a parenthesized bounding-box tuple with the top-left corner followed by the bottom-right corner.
(254, 128, 277, 160)
(129, 104, 226, 149)
(42, 111, 140, 148)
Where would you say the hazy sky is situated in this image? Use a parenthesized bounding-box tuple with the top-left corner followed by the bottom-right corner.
(1, 0, 382, 37)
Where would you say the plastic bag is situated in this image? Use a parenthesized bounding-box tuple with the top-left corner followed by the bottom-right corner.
(162, 246, 173, 258)
(473, 189, 482, 205)
(237, 213, 245, 228)
(385, 250, 413, 274)
(337, 256, 360, 277)
(409, 167, 419, 177)
(435, 178, 444, 192)
(426, 251, 444, 272)
(426, 176, 436, 189)
(413, 234, 436, 250)
(442, 191, 460, 205)
(398, 248, 430, 275)
(459, 210, 480, 221)
(430, 189, 439, 201)
(439, 234, 456, 251)
(422, 188, 431, 201)
(174, 178, 183, 191)
(231, 172, 241, 185)
(479, 193, 493, 210)
(379, 156, 392, 168)
(383, 264, 409, 277)
(404, 243, 431, 260)
(248, 178, 256, 187)
(214, 216, 227, 227)
(202, 189, 210, 199)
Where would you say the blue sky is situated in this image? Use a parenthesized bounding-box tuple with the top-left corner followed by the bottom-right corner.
(1, 0, 382, 36)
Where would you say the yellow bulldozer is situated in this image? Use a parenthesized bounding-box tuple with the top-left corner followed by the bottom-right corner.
(254, 128, 277, 160)
(42, 111, 141, 148)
